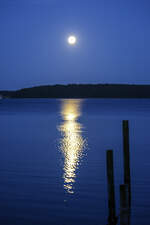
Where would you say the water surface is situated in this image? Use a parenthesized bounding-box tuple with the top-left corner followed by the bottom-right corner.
(0, 98, 150, 225)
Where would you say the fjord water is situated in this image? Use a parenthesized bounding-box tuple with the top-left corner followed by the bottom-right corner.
(0, 99, 150, 225)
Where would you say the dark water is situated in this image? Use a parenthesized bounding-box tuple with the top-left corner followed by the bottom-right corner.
(0, 99, 150, 225)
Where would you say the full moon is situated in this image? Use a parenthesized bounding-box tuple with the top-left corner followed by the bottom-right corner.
(68, 36, 77, 45)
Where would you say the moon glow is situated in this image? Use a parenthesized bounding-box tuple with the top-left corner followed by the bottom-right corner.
(68, 36, 77, 45)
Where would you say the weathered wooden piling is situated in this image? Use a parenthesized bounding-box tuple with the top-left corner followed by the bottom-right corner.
(106, 150, 117, 224)
(120, 184, 130, 225)
(122, 120, 131, 206)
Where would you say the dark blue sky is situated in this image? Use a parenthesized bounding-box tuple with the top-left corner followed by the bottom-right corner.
(0, 0, 150, 90)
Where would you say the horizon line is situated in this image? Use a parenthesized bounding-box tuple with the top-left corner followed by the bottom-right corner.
(1, 82, 150, 92)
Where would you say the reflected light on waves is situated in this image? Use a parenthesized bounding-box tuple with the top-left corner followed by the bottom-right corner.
(58, 99, 87, 194)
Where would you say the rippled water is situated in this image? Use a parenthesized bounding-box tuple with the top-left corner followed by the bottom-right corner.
(58, 99, 87, 194)
(0, 98, 150, 225)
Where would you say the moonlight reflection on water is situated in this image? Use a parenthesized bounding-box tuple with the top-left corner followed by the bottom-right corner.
(58, 99, 87, 194)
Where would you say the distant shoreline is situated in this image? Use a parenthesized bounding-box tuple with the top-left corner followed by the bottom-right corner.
(1, 84, 150, 99)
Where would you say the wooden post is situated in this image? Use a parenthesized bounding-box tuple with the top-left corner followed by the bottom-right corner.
(120, 184, 130, 225)
(106, 150, 117, 224)
(122, 120, 131, 206)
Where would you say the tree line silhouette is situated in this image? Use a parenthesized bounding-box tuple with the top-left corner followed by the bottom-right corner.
(1, 84, 150, 98)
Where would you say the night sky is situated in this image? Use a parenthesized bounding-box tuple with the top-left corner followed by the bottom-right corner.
(0, 0, 150, 90)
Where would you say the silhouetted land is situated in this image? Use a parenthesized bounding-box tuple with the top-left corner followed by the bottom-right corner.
(1, 84, 150, 98)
